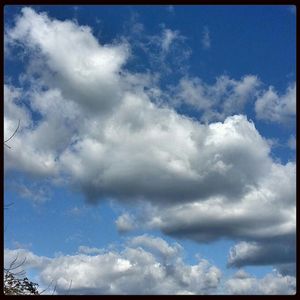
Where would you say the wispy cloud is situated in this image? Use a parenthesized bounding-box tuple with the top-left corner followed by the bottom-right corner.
(202, 26, 211, 49)
(166, 5, 175, 14)
(255, 82, 296, 124)
(161, 28, 179, 53)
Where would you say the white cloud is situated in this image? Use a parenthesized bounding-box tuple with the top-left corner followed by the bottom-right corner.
(255, 82, 296, 124)
(77, 246, 105, 255)
(173, 77, 212, 110)
(115, 213, 136, 233)
(7, 7, 129, 115)
(144, 162, 295, 243)
(172, 75, 261, 122)
(4, 84, 31, 145)
(287, 135, 296, 150)
(225, 270, 296, 295)
(4, 8, 295, 273)
(16, 183, 50, 205)
(227, 241, 296, 268)
(161, 29, 179, 53)
(129, 235, 182, 260)
(202, 26, 211, 49)
(4, 248, 50, 273)
(58, 114, 273, 204)
(5, 240, 295, 295)
(5, 15, 273, 208)
(4, 236, 222, 295)
(125, 160, 295, 269)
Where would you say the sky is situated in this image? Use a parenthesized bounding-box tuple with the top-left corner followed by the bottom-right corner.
(3, 5, 296, 295)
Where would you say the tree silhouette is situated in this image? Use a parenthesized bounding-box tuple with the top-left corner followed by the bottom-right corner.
(4, 119, 39, 295)
(3, 256, 39, 295)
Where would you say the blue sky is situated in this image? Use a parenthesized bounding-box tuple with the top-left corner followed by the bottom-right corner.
(4, 5, 296, 295)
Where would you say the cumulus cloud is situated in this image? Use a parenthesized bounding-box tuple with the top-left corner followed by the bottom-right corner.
(128, 235, 183, 260)
(255, 82, 296, 124)
(5, 9, 273, 205)
(4, 84, 31, 149)
(5, 240, 295, 295)
(4, 7, 295, 274)
(225, 270, 296, 295)
(4, 236, 222, 295)
(121, 160, 295, 270)
(227, 241, 296, 268)
(116, 213, 136, 233)
(172, 75, 261, 122)
(7, 7, 129, 115)
(143, 159, 295, 243)
(4, 248, 50, 273)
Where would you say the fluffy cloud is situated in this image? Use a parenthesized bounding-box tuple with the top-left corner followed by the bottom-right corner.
(5, 8, 274, 205)
(5, 8, 295, 274)
(128, 235, 183, 260)
(136, 148, 295, 240)
(123, 16, 191, 76)
(4, 84, 60, 176)
(7, 7, 129, 115)
(115, 213, 136, 233)
(4, 248, 50, 272)
(122, 160, 295, 270)
(225, 270, 296, 295)
(4, 84, 31, 152)
(255, 82, 296, 124)
(4, 236, 222, 295)
(227, 241, 296, 268)
(5, 239, 296, 295)
(172, 75, 261, 122)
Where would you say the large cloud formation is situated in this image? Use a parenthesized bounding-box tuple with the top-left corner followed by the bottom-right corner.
(225, 269, 295, 295)
(4, 7, 296, 281)
(4, 236, 295, 295)
(171, 75, 261, 122)
(4, 235, 222, 295)
(255, 83, 296, 124)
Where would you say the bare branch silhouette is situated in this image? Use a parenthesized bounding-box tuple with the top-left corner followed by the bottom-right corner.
(39, 279, 55, 295)
(4, 255, 39, 295)
(4, 119, 20, 149)
(4, 202, 14, 209)
(67, 279, 73, 295)
(52, 281, 58, 295)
